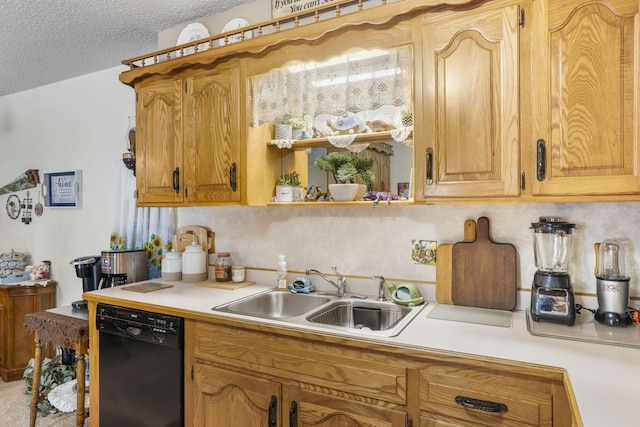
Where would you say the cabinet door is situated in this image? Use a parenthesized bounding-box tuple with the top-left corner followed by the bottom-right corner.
(0, 285, 56, 381)
(530, 0, 640, 196)
(136, 79, 184, 205)
(285, 386, 408, 427)
(192, 363, 281, 427)
(422, 3, 521, 198)
(183, 67, 241, 203)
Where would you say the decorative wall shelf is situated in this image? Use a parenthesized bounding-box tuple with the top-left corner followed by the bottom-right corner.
(268, 130, 410, 150)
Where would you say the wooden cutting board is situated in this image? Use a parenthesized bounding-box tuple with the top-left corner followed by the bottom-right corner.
(451, 217, 517, 311)
(195, 280, 256, 290)
(172, 233, 199, 252)
(176, 226, 209, 253)
(436, 219, 476, 304)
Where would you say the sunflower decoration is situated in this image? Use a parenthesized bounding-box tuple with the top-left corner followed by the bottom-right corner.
(110, 233, 125, 250)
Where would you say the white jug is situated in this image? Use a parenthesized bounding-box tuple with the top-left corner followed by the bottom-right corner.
(162, 250, 182, 281)
(182, 242, 206, 283)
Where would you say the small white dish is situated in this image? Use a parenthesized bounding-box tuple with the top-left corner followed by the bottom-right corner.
(176, 22, 210, 55)
(219, 17, 252, 46)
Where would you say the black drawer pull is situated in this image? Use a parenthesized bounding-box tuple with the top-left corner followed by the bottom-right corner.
(455, 395, 508, 413)
(426, 147, 433, 185)
(536, 139, 546, 181)
(268, 395, 277, 427)
(289, 400, 298, 427)
(229, 162, 237, 192)
(172, 167, 180, 194)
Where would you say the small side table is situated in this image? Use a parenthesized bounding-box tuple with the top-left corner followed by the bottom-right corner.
(24, 309, 89, 427)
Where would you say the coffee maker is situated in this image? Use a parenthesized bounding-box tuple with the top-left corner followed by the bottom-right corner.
(594, 239, 632, 327)
(70, 255, 102, 310)
(99, 249, 148, 288)
(530, 217, 577, 326)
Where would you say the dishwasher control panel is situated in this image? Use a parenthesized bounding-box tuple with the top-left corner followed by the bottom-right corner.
(97, 303, 183, 348)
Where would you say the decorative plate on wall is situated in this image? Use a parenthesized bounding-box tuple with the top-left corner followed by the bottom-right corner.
(219, 18, 253, 46)
(5, 194, 20, 219)
(176, 22, 210, 55)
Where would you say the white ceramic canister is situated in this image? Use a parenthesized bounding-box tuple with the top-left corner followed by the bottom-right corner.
(232, 265, 245, 283)
(181, 242, 206, 283)
(162, 250, 182, 281)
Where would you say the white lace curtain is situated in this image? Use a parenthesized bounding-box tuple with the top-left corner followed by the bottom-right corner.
(110, 159, 176, 279)
(250, 46, 413, 127)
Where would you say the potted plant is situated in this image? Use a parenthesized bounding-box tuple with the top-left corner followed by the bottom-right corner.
(401, 108, 413, 127)
(287, 117, 306, 140)
(314, 153, 375, 201)
(275, 170, 302, 202)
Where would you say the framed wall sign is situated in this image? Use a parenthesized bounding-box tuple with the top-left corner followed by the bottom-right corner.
(42, 170, 83, 208)
(271, 0, 339, 19)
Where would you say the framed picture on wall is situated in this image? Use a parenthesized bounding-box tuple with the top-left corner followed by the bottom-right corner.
(42, 170, 83, 208)
(398, 182, 409, 198)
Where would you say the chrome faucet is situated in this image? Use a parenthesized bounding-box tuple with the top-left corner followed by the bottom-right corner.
(374, 274, 387, 301)
(305, 266, 366, 298)
(306, 266, 346, 295)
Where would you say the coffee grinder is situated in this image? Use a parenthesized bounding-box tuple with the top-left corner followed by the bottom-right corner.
(594, 239, 632, 327)
(530, 217, 577, 326)
(70, 255, 102, 310)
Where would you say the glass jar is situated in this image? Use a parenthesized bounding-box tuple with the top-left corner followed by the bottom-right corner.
(126, 115, 136, 153)
(215, 252, 233, 282)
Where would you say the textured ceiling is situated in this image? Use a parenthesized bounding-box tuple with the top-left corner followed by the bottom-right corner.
(0, 0, 252, 96)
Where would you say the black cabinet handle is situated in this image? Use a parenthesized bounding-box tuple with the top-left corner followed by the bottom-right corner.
(268, 395, 277, 427)
(536, 139, 546, 181)
(172, 167, 180, 194)
(289, 400, 297, 427)
(229, 162, 237, 192)
(426, 147, 433, 185)
(455, 395, 508, 413)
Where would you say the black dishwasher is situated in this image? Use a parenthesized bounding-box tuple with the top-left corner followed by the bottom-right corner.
(96, 303, 184, 427)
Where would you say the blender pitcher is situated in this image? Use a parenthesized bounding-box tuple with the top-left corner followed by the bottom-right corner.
(531, 216, 575, 288)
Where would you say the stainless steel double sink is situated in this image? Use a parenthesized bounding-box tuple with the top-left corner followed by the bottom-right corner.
(212, 290, 426, 337)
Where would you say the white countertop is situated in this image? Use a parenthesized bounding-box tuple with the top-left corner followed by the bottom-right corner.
(85, 279, 640, 426)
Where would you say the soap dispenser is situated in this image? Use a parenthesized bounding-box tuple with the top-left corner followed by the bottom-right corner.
(277, 255, 288, 291)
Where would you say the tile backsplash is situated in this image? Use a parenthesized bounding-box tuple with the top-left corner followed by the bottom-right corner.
(179, 202, 640, 307)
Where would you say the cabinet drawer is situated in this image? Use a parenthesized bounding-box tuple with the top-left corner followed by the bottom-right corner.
(419, 363, 553, 427)
(194, 321, 406, 405)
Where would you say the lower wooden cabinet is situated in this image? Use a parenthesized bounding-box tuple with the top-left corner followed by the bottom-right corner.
(185, 318, 576, 427)
(0, 283, 56, 381)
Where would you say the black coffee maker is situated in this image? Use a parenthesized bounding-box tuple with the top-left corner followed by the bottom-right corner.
(70, 255, 102, 310)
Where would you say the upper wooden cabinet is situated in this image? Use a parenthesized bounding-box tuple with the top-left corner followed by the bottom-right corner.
(419, 1, 521, 198)
(528, 0, 640, 197)
(123, 0, 640, 205)
(135, 64, 241, 206)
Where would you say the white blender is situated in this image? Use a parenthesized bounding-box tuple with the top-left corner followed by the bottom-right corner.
(594, 239, 632, 327)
